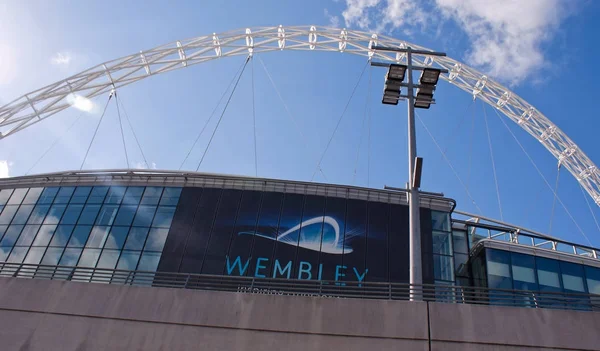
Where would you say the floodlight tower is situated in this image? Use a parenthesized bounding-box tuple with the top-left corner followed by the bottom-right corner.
(372, 46, 447, 301)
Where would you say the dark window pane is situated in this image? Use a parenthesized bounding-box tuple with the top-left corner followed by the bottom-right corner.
(7, 188, 28, 205)
(0, 189, 13, 206)
(272, 194, 305, 279)
(49, 225, 74, 247)
(432, 231, 453, 256)
(32, 225, 57, 246)
(431, 211, 451, 232)
(43, 204, 67, 224)
(114, 205, 138, 226)
(137, 252, 161, 271)
(23, 188, 43, 204)
(159, 187, 182, 206)
(117, 251, 141, 270)
(511, 252, 537, 291)
(86, 226, 110, 248)
(7, 247, 27, 263)
(24, 247, 45, 264)
(38, 187, 59, 204)
(294, 195, 325, 280)
(536, 256, 562, 292)
(105, 186, 127, 204)
(124, 227, 150, 250)
(104, 226, 129, 249)
(54, 187, 75, 204)
(41, 247, 64, 265)
(132, 205, 157, 227)
(27, 205, 50, 224)
(87, 186, 109, 204)
(365, 201, 389, 282)
(152, 206, 176, 228)
(452, 230, 469, 254)
(141, 187, 163, 205)
(560, 261, 586, 293)
(12, 205, 34, 224)
(585, 266, 600, 295)
(96, 249, 120, 269)
(70, 187, 92, 204)
(15, 225, 41, 246)
(0, 225, 24, 247)
(486, 249, 512, 289)
(122, 187, 144, 205)
(78, 204, 101, 225)
(342, 199, 367, 282)
(95, 205, 119, 226)
(60, 204, 84, 225)
(60, 248, 82, 266)
(454, 253, 470, 279)
(388, 204, 409, 283)
(78, 248, 101, 267)
(144, 228, 169, 251)
(247, 192, 283, 278)
(67, 225, 92, 247)
(0, 205, 19, 225)
(223, 191, 261, 277)
(433, 254, 454, 282)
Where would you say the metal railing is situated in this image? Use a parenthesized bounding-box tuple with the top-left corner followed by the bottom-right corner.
(1, 262, 599, 312)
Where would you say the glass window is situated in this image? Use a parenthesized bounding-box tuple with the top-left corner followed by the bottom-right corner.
(114, 205, 138, 226)
(0, 225, 6, 239)
(49, 225, 74, 247)
(0, 247, 11, 261)
(27, 205, 50, 224)
(78, 248, 101, 267)
(122, 187, 144, 205)
(7, 188, 28, 205)
(54, 187, 75, 204)
(23, 188, 43, 204)
(70, 187, 92, 204)
(0, 225, 24, 247)
(32, 225, 57, 247)
(104, 226, 129, 249)
(137, 251, 161, 271)
(431, 211, 451, 232)
(365, 201, 389, 282)
(23, 247, 45, 264)
(0, 189, 13, 206)
(38, 187, 59, 204)
(432, 231, 453, 255)
(132, 206, 157, 227)
(41, 247, 64, 265)
(560, 261, 586, 293)
(67, 225, 92, 247)
(43, 204, 67, 224)
(454, 253, 470, 279)
(585, 266, 600, 295)
(124, 227, 149, 250)
(11, 205, 34, 224)
(60, 204, 84, 225)
(452, 231, 469, 254)
(0, 205, 18, 225)
(105, 186, 127, 204)
(60, 248, 83, 266)
(434, 254, 455, 282)
(117, 251, 141, 270)
(144, 228, 169, 252)
(7, 247, 28, 263)
(536, 257, 562, 291)
(15, 225, 40, 246)
(96, 249, 120, 269)
(77, 204, 101, 225)
(152, 206, 176, 228)
(486, 249, 512, 289)
(510, 252, 538, 291)
(140, 187, 163, 205)
(95, 205, 119, 226)
(87, 186, 109, 204)
(85, 226, 110, 248)
(159, 187, 182, 206)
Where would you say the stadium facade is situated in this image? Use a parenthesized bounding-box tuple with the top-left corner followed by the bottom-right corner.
(0, 170, 599, 350)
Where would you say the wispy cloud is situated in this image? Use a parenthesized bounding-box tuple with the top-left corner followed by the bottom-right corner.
(339, 0, 573, 85)
(134, 161, 157, 170)
(51, 52, 72, 65)
(66, 93, 95, 113)
(324, 8, 341, 28)
(0, 160, 9, 178)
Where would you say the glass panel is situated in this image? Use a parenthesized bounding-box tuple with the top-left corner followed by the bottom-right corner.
(27, 205, 50, 224)
(511, 252, 537, 290)
(77, 204, 101, 225)
(0, 225, 24, 246)
(7, 247, 28, 263)
(365, 201, 389, 282)
(49, 225, 74, 247)
(137, 251, 161, 271)
(104, 226, 129, 249)
(23, 188, 43, 204)
(159, 187, 182, 206)
(78, 248, 101, 267)
(124, 227, 150, 251)
(41, 247, 64, 265)
(43, 204, 67, 224)
(12, 205, 34, 224)
(152, 206, 176, 228)
(54, 187, 75, 204)
(144, 228, 169, 252)
(560, 261, 586, 293)
(70, 187, 92, 204)
(87, 186, 109, 204)
(15, 225, 40, 246)
(117, 251, 141, 270)
(434, 254, 455, 281)
(432, 230, 453, 255)
(60, 248, 83, 266)
(122, 187, 144, 205)
(223, 190, 261, 277)
(7, 188, 28, 205)
(454, 253, 469, 279)
(341, 198, 367, 283)
(536, 257, 562, 291)
(95, 205, 119, 226)
(38, 187, 59, 204)
(105, 186, 127, 204)
(585, 266, 600, 295)
(0, 205, 18, 225)
(0, 189, 13, 206)
(0, 225, 6, 239)
(23, 247, 45, 264)
(486, 249, 512, 289)
(85, 226, 110, 248)
(67, 225, 92, 247)
(452, 230, 469, 254)
(96, 249, 120, 269)
(318, 196, 347, 281)
(0, 247, 11, 261)
(132, 205, 157, 227)
(60, 204, 84, 225)
(140, 187, 163, 205)
(114, 205, 138, 226)
(431, 210, 451, 232)
(32, 225, 57, 246)
(247, 192, 283, 278)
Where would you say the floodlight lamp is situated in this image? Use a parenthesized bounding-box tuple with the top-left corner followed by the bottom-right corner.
(387, 64, 407, 81)
(414, 100, 431, 109)
(420, 68, 441, 85)
(416, 85, 435, 96)
(382, 97, 399, 105)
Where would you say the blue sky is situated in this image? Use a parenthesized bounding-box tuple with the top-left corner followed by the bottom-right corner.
(1, 0, 600, 247)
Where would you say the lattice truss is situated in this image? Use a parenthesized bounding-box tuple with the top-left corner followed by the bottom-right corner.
(1, 25, 598, 205)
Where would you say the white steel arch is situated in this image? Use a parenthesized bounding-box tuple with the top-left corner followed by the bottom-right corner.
(1, 25, 599, 206)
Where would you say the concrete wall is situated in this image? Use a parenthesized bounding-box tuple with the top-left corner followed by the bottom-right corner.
(0, 277, 597, 351)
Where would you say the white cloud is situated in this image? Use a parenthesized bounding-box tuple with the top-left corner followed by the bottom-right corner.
(340, 0, 571, 85)
(134, 161, 157, 170)
(324, 8, 341, 28)
(51, 52, 72, 65)
(66, 93, 95, 113)
(0, 160, 9, 178)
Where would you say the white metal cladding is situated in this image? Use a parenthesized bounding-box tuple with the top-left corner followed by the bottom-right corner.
(1, 26, 595, 205)
(0, 169, 454, 211)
